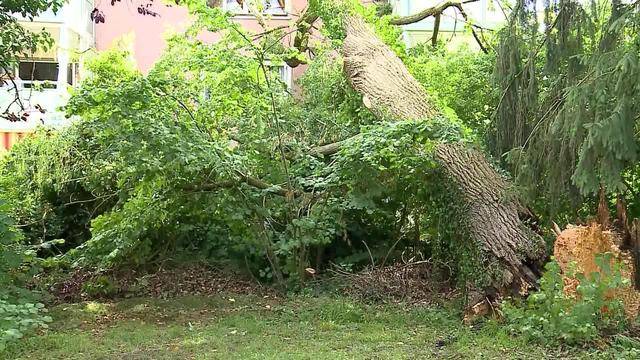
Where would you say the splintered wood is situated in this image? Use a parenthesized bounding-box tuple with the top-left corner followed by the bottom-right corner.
(553, 224, 640, 319)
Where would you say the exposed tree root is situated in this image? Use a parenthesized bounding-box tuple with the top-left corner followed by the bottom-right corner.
(554, 224, 640, 319)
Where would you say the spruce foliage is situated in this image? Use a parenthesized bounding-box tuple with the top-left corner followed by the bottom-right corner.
(493, 0, 640, 216)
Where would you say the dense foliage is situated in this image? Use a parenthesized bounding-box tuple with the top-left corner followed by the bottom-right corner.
(0, 200, 51, 350)
(503, 254, 628, 345)
(0, 0, 64, 349)
(408, 44, 497, 136)
(2, 0, 638, 351)
(0, 1, 493, 289)
(493, 0, 640, 220)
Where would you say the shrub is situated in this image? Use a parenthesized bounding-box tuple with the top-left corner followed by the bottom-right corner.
(0, 12, 490, 287)
(0, 201, 51, 350)
(407, 45, 497, 137)
(502, 254, 628, 345)
(0, 128, 104, 251)
(0, 300, 51, 351)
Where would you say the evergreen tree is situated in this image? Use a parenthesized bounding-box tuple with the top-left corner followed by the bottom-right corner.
(493, 0, 640, 217)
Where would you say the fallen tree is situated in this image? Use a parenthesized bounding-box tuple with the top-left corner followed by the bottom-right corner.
(2, 1, 546, 298)
(333, 13, 547, 297)
(232, 1, 548, 296)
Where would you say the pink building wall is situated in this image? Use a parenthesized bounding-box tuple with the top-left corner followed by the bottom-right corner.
(95, 0, 310, 80)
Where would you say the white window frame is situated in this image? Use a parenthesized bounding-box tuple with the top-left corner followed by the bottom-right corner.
(264, 61, 292, 89)
(8, 60, 79, 90)
(17, 60, 60, 89)
(222, 0, 290, 17)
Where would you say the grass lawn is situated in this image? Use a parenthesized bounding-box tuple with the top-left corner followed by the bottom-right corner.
(3, 294, 638, 359)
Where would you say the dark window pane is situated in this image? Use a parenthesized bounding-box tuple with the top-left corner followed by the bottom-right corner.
(67, 63, 78, 85)
(19, 62, 59, 82)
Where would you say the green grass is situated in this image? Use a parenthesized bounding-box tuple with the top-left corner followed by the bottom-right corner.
(2, 294, 638, 359)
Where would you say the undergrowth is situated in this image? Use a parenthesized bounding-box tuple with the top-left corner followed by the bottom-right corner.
(0, 201, 51, 350)
(503, 253, 631, 345)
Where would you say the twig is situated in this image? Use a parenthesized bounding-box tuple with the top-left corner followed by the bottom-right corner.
(361, 239, 376, 268)
(1, 65, 25, 115)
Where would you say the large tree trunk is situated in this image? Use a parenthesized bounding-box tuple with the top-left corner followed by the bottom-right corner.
(341, 16, 546, 295)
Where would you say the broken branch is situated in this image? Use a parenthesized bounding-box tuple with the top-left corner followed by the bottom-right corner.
(388, 0, 488, 53)
(389, 0, 479, 26)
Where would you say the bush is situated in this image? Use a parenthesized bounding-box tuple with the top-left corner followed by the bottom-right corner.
(0, 128, 104, 251)
(0, 201, 51, 350)
(0, 14, 490, 287)
(0, 299, 51, 351)
(502, 254, 629, 345)
(407, 45, 497, 137)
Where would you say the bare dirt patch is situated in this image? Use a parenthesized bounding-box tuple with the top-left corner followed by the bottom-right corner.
(553, 224, 640, 319)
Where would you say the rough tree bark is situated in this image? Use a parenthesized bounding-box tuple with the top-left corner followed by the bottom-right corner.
(341, 15, 546, 295)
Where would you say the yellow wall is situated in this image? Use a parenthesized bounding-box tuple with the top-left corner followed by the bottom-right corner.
(405, 30, 483, 52)
(18, 23, 61, 60)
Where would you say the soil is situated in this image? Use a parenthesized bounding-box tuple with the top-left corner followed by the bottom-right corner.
(553, 224, 640, 319)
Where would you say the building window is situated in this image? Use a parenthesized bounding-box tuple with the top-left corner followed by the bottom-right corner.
(67, 63, 79, 86)
(262, 0, 286, 14)
(18, 61, 58, 89)
(265, 62, 292, 89)
(223, 0, 287, 16)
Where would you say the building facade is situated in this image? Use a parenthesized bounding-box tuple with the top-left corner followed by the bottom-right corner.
(0, 0, 95, 151)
